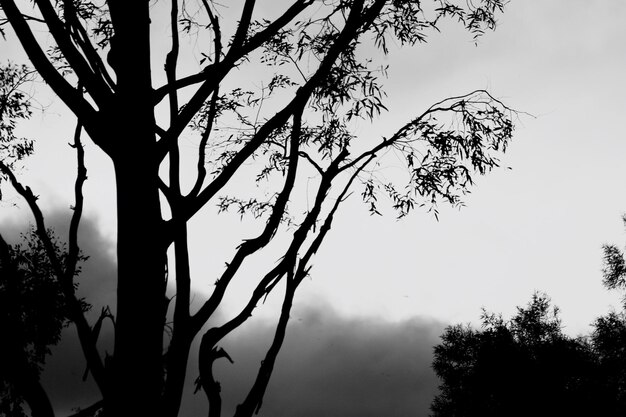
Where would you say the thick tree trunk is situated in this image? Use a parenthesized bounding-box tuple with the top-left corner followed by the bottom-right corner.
(102, 3, 171, 416)
(109, 152, 167, 417)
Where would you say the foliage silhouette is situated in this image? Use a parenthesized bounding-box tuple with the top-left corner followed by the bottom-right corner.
(431, 290, 626, 417)
(594, 215, 626, 413)
(0, 1, 513, 416)
(0, 228, 87, 417)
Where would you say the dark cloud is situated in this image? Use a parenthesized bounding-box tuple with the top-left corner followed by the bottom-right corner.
(197, 304, 446, 417)
(2, 211, 446, 417)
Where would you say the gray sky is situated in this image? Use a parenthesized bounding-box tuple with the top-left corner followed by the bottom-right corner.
(3, 0, 626, 415)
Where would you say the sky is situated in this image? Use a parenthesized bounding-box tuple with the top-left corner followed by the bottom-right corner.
(2, 1, 626, 416)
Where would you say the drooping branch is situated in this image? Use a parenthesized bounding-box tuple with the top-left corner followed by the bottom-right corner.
(335, 90, 514, 217)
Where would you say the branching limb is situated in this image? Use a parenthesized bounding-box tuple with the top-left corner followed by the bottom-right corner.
(152, 0, 312, 144)
(232, 155, 372, 417)
(34, 0, 113, 105)
(189, 103, 306, 333)
(201, 0, 222, 63)
(230, 0, 256, 52)
(64, 116, 109, 392)
(296, 155, 375, 286)
(191, 147, 351, 370)
(196, 339, 233, 417)
(186, 0, 222, 199)
(0, 0, 100, 136)
(298, 151, 324, 175)
(170, 0, 373, 232)
(62, 0, 116, 91)
(0, 134, 108, 396)
(152, 0, 312, 106)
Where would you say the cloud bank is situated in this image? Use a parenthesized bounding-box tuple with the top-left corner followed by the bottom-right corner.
(2, 211, 446, 417)
(208, 307, 446, 417)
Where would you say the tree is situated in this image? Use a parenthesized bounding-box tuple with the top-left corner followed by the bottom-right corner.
(431, 219, 626, 417)
(0, 227, 89, 417)
(0, 1, 514, 416)
(430, 293, 603, 417)
(593, 214, 626, 412)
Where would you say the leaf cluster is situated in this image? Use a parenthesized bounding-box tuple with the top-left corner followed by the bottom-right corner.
(0, 63, 34, 194)
(361, 92, 513, 218)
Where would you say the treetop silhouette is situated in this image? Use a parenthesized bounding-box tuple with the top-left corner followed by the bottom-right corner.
(0, 1, 513, 416)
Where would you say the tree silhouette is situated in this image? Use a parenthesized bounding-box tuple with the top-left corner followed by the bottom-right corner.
(0, 227, 87, 417)
(594, 215, 626, 413)
(430, 218, 626, 417)
(0, 2, 513, 416)
(431, 293, 604, 417)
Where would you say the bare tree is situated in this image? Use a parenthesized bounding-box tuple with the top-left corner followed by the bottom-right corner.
(0, 1, 514, 416)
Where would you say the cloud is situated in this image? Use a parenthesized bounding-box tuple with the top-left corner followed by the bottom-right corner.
(185, 303, 446, 417)
(2, 211, 446, 417)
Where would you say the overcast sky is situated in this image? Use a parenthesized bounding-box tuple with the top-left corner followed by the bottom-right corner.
(3, 1, 626, 416)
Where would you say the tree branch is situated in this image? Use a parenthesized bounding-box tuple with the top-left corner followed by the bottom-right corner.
(171, 0, 371, 233)
(152, 0, 312, 118)
(35, 0, 113, 105)
(189, 103, 306, 333)
(230, 0, 256, 52)
(233, 277, 296, 417)
(166, 0, 182, 199)
(0, 158, 108, 396)
(232, 154, 369, 417)
(0, 0, 100, 135)
(187, 87, 219, 199)
(62, 0, 116, 91)
(196, 342, 233, 417)
(191, 146, 350, 350)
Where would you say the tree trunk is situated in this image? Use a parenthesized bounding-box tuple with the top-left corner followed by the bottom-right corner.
(109, 151, 167, 417)
(102, 3, 170, 415)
